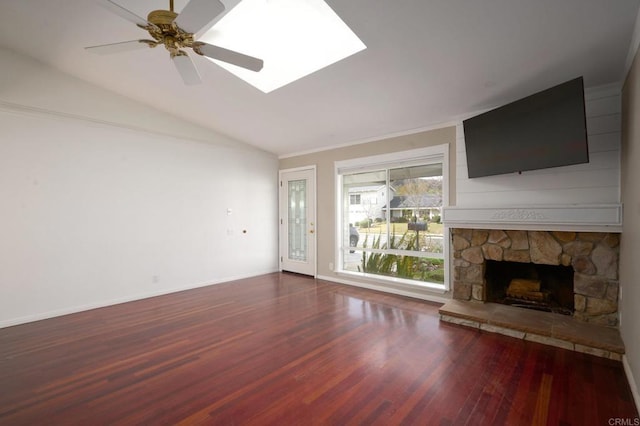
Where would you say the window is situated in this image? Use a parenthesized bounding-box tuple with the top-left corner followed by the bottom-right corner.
(349, 194, 361, 205)
(336, 145, 449, 290)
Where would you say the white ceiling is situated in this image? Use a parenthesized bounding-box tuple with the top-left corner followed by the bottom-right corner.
(1, 0, 639, 156)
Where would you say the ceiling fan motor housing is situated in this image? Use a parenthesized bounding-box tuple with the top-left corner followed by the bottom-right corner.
(147, 10, 177, 26)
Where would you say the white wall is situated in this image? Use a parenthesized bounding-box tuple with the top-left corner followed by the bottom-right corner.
(455, 84, 621, 206)
(621, 35, 640, 410)
(0, 48, 279, 327)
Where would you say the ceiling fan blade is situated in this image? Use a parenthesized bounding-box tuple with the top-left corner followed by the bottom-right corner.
(99, 0, 157, 29)
(172, 53, 202, 85)
(85, 40, 155, 55)
(173, 0, 225, 34)
(192, 43, 263, 72)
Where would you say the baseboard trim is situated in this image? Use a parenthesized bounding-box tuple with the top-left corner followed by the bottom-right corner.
(316, 274, 450, 304)
(0, 269, 279, 329)
(623, 355, 640, 415)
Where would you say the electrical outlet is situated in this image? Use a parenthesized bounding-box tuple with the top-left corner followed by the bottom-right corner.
(329, 262, 334, 271)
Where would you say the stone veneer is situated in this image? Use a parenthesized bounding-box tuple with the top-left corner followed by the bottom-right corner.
(451, 229, 620, 326)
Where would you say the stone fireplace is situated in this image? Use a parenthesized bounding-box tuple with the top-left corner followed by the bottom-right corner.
(451, 228, 620, 326)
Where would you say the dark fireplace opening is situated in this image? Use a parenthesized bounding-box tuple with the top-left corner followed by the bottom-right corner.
(485, 260, 574, 315)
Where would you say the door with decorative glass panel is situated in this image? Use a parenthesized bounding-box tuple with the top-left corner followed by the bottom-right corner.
(279, 167, 316, 276)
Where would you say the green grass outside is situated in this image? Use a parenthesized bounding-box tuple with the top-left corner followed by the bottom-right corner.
(358, 221, 444, 236)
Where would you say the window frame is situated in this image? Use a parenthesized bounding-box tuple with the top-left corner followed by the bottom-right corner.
(335, 144, 450, 291)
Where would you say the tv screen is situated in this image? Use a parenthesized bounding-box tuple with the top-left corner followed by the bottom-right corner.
(463, 77, 589, 178)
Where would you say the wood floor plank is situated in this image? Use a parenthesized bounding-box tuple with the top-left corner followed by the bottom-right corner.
(1, 272, 638, 425)
(531, 373, 552, 425)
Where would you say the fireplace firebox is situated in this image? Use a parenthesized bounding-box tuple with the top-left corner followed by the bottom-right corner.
(485, 260, 574, 315)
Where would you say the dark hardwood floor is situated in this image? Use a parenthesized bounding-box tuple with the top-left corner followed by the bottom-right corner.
(1, 272, 638, 425)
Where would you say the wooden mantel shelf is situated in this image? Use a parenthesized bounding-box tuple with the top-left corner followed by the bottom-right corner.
(442, 204, 622, 233)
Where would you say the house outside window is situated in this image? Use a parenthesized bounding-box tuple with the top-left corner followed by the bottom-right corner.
(336, 145, 449, 290)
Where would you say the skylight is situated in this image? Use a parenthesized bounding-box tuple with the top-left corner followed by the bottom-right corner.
(198, 0, 366, 93)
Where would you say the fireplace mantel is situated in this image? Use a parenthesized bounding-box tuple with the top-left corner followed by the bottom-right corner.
(442, 204, 622, 233)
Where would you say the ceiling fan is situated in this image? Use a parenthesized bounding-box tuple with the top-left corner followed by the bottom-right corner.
(86, 0, 264, 85)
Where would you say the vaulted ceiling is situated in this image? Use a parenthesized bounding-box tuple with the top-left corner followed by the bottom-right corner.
(1, 0, 639, 156)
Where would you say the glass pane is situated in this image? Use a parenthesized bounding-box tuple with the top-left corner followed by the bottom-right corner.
(388, 164, 443, 254)
(288, 179, 307, 261)
(341, 170, 387, 254)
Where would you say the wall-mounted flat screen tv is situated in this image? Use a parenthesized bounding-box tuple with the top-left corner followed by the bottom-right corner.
(463, 77, 589, 178)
